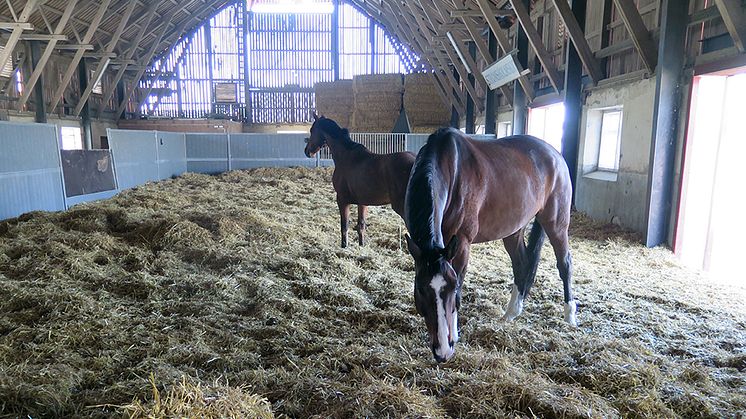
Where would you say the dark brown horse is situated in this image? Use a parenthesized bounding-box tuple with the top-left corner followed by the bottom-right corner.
(304, 114, 415, 247)
(404, 128, 576, 363)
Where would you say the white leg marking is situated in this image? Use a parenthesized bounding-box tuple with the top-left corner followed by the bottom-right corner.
(500, 285, 524, 322)
(431, 274, 454, 361)
(564, 300, 578, 326)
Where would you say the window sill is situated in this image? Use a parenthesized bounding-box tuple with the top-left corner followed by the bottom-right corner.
(583, 170, 618, 182)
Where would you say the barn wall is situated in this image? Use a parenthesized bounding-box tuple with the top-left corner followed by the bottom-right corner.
(118, 119, 244, 134)
(576, 77, 657, 234)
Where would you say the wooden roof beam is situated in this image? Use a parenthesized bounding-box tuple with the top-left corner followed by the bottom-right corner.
(473, 0, 534, 100)
(460, 15, 513, 106)
(549, 0, 604, 83)
(714, 0, 746, 53)
(508, 0, 563, 92)
(612, 0, 658, 72)
(0, 0, 43, 81)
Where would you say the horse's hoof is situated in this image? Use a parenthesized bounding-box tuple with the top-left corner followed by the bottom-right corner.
(564, 300, 578, 326)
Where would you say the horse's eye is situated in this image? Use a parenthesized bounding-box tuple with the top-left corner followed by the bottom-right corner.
(304, 137, 309, 143)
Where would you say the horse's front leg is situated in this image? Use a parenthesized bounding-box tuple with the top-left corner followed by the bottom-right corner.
(356, 205, 368, 246)
(338, 202, 350, 248)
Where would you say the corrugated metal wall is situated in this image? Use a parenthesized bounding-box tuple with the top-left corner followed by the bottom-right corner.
(186, 133, 230, 174)
(230, 134, 313, 169)
(0, 122, 66, 220)
(108, 129, 160, 190)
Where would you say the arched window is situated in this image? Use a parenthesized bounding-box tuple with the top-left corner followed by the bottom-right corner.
(140, 0, 418, 124)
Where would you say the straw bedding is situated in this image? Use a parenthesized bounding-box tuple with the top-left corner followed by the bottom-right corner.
(351, 74, 403, 132)
(404, 73, 451, 133)
(0, 167, 744, 418)
(314, 80, 354, 129)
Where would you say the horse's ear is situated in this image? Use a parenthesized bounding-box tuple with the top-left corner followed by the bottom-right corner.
(445, 235, 460, 261)
(312, 112, 319, 121)
(405, 234, 421, 260)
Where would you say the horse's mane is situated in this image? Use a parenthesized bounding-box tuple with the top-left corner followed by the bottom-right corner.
(317, 117, 366, 151)
(406, 127, 458, 251)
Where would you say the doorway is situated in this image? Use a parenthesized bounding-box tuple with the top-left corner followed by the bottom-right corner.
(676, 72, 746, 284)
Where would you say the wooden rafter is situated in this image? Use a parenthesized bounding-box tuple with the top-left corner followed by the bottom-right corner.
(73, 0, 138, 116)
(17, 0, 78, 110)
(473, 0, 535, 100)
(549, 0, 604, 83)
(48, 0, 113, 113)
(97, 1, 161, 117)
(460, 15, 513, 106)
(714, 0, 746, 53)
(507, 0, 563, 92)
(612, 0, 658, 72)
(0, 0, 43, 79)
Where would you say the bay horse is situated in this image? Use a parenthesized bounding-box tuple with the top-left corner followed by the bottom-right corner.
(404, 128, 576, 363)
(304, 114, 415, 248)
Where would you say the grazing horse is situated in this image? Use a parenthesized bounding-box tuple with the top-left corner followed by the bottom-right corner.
(304, 114, 415, 247)
(404, 128, 576, 363)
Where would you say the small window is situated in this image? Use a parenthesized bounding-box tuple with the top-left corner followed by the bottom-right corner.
(597, 109, 622, 171)
(497, 121, 512, 138)
(60, 126, 83, 150)
(528, 102, 565, 152)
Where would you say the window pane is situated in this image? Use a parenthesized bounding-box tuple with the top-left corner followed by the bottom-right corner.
(60, 127, 83, 150)
(598, 110, 621, 171)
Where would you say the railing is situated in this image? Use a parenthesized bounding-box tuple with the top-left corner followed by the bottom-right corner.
(319, 133, 407, 160)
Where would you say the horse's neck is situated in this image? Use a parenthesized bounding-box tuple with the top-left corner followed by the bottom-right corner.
(326, 133, 360, 162)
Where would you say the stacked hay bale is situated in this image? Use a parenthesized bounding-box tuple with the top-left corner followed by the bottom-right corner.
(314, 80, 354, 128)
(404, 73, 451, 133)
(351, 74, 403, 132)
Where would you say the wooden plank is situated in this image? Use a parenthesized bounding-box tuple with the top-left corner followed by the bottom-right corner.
(461, 16, 513, 105)
(714, 0, 746, 53)
(549, 0, 605, 83)
(0, 22, 33, 30)
(508, 0, 563, 92)
(612, 0, 658, 71)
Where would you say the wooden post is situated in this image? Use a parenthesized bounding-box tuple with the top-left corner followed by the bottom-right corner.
(561, 0, 589, 204)
(465, 42, 476, 134)
(513, 0, 530, 135)
(485, 29, 498, 135)
(450, 68, 460, 129)
(332, 0, 340, 80)
(29, 40, 46, 123)
(78, 60, 92, 150)
(644, 0, 688, 247)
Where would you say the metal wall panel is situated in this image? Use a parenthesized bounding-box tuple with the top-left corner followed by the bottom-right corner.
(405, 134, 430, 155)
(108, 129, 159, 190)
(186, 133, 229, 174)
(229, 134, 315, 169)
(0, 121, 66, 220)
(156, 132, 187, 179)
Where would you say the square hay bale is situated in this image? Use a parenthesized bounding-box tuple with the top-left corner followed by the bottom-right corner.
(351, 74, 403, 132)
(315, 80, 354, 128)
(404, 73, 451, 127)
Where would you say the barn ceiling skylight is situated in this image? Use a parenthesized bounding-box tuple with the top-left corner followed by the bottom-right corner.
(250, 0, 334, 14)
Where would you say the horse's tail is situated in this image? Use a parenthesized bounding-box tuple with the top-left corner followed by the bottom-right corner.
(523, 220, 546, 293)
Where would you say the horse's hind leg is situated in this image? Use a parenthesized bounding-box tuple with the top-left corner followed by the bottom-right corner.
(356, 205, 368, 246)
(537, 202, 576, 326)
(338, 202, 350, 248)
(501, 222, 545, 322)
(500, 228, 528, 322)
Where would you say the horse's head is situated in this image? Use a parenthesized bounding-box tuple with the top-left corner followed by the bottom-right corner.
(304, 112, 326, 157)
(405, 234, 462, 363)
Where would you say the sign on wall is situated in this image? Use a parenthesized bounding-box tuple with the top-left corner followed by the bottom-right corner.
(215, 83, 238, 103)
(482, 54, 530, 91)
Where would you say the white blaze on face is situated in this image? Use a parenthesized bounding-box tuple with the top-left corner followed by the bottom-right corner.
(430, 274, 455, 361)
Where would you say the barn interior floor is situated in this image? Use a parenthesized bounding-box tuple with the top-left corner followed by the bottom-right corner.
(0, 167, 744, 418)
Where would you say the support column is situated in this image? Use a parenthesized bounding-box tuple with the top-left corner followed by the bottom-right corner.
(512, 0, 530, 135)
(465, 42, 477, 134)
(205, 19, 215, 116)
(78, 60, 92, 149)
(117, 79, 125, 111)
(29, 41, 46, 123)
(450, 68, 460, 128)
(561, 0, 587, 203)
(484, 30, 498, 135)
(243, 1, 252, 121)
(644, 0, 687, 247)
(331, 0, 340, 80)
(369, 19, 376, 74)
